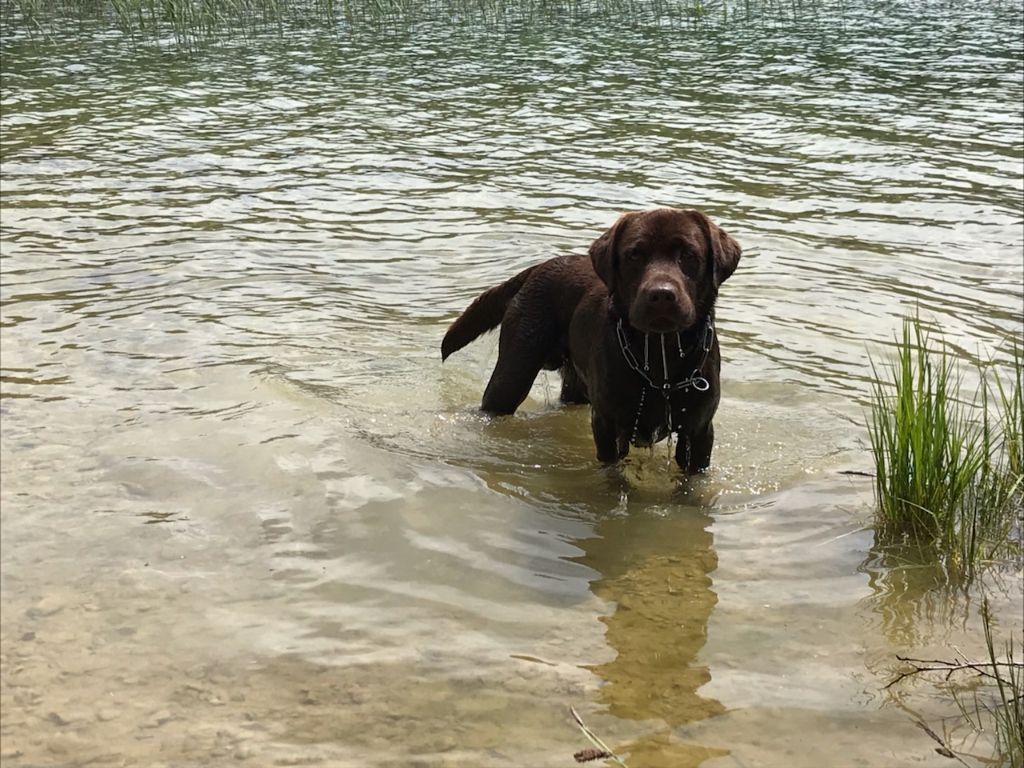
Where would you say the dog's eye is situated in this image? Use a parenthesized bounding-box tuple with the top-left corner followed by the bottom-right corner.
(679, 255, 703, 278)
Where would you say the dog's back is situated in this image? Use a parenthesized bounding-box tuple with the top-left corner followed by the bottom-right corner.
(441, 255, 602, 414)
(441, 255, 599, 360)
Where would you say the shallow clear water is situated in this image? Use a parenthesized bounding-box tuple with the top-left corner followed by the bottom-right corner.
(1, 5, 1022, 767)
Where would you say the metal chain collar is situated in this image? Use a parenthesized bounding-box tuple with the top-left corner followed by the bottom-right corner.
(615, 314, 715, 444)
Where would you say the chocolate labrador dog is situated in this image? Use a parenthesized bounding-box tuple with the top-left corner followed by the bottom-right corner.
(441, 208, 741, 473)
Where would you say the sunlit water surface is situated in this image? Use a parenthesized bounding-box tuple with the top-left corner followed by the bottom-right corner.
(2, 5, 1022, 767)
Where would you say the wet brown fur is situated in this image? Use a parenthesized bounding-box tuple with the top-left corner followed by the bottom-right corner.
(441, 208, 741, 472)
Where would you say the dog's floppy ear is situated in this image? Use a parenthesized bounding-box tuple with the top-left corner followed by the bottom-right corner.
(589, 214, 630, 293)
(690, 210, 741, 287)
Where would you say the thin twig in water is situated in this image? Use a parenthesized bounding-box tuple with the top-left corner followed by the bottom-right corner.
(815, 525, 872, 547)
(569, 706, 628, 767)
(886, 656, 1024, 689)
(914, 720, 972, 767)
(574, 747, 613, 763)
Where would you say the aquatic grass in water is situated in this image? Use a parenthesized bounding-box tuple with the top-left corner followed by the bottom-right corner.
(868, 317, 1023, 581)
(992, 341, 1024, 481)
(863, 322, 1020, 764)
(6, 0, 324, 43)
(972, 601, 1024, 767)
(2, 0, 833, 42)
(891, 599, 1024, 767)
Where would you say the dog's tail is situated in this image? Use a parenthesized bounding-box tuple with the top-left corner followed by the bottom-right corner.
(441, 265, 538, 361)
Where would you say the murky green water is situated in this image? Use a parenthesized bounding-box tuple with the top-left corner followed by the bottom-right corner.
(2, 5, 1022, 767)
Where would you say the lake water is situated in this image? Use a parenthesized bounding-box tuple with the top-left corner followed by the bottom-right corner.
(1, 4, 1022, 766)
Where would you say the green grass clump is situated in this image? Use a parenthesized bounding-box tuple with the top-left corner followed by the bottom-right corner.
(868, 316, 1023, 581)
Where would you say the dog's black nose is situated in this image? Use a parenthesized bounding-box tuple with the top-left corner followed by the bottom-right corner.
(646, 284, 678, 304)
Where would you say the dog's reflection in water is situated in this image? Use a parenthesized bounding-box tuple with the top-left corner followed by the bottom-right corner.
(574, 499, 728, 768)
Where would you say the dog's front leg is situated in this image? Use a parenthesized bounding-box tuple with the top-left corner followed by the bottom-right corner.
(591, 411, 626, 463)
(677, 421, 714, 474)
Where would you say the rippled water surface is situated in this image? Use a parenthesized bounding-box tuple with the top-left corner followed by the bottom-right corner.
(2, 5, 1023, 767)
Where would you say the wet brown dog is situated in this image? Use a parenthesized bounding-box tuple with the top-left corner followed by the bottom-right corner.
(441, 208, 741, 472)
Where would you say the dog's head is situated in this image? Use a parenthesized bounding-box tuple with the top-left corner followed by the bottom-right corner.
(589, 208, 741, 334)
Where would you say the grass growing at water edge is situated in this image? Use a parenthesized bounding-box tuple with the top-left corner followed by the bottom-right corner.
(867, 316, 1023, 581)
(965, 602, 1024, 766)
(889, 600, 1024, 767)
